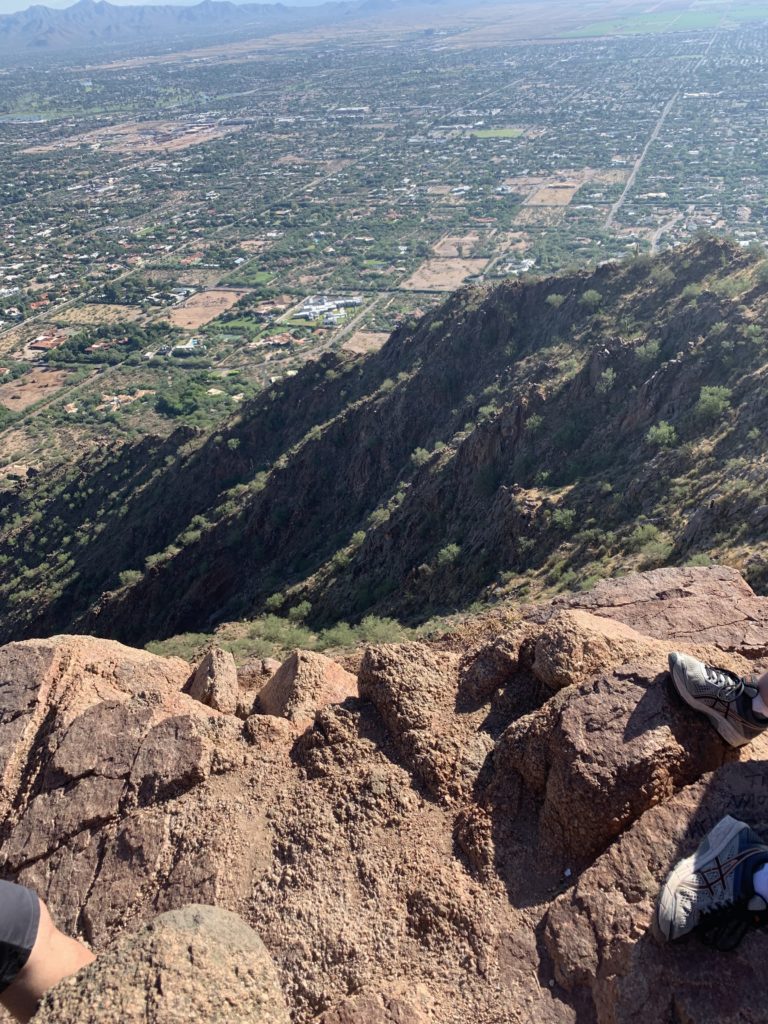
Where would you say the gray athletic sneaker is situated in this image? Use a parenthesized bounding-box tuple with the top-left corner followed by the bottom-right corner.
(655, 815, 768, 950)
(668, 652, 768, 747)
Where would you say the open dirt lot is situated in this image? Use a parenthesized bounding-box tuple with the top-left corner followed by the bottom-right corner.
(505, 168, 630, 212)
(494, 231, 530, 253)
(432, 233, 481, 258)
(54, 304, 145, 327)
(513, 206, 566, 227)
(168, 288, 251, 329)
(402, 258, 487, 292)
(24, 120, 243, 156)
(527, 182, 581, 206)
(342, 331, 390, 355)
(0, 368, 71, 411)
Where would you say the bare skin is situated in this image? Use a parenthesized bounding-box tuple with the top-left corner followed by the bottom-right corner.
(0, 899, 95, 1023)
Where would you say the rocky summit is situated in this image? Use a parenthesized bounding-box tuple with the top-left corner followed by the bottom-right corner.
(0, 565, 764, 1023)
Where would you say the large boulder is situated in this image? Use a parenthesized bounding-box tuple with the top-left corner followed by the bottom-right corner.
(0, 636, 191, 821)
(550, 565, 768, 659)
(530, 609, 673, 691)
(32, 905, 290, 1023)
(186, 646, 238, 715)
(255, 650, 357, 729)
(359, 643, 492, 805)
(0, 636, 283, 944)
(495, 647, 766, 860)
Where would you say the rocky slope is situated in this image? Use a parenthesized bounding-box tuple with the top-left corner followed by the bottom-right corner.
(2, 564, 767, 1023)
(2, 237, 768, 652)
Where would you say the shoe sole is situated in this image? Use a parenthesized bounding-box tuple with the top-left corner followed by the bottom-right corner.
(669, 657, 750, 748)
(653, 814, 747, 942)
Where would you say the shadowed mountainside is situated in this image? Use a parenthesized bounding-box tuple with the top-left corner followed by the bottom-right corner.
(1, 237, 768, 649)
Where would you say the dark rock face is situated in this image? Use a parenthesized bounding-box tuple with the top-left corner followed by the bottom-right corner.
(6, 240, 767, 652)
(32, 905, 290, 1024)
(2, 567, 768, 1023)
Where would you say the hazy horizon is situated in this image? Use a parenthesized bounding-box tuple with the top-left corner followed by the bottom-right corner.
(0, 0, 346, 15)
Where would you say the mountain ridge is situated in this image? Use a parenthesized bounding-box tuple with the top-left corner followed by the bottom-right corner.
(2, 236, 767, 653)
(0, 0, 462, 55)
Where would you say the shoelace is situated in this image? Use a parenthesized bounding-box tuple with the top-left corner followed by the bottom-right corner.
(705, 666, 746, 701)
(698, 899, 768, 952)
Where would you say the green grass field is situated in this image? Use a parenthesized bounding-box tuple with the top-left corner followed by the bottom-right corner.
(471, 128, 524, 139)
(564, 2, 768, 37)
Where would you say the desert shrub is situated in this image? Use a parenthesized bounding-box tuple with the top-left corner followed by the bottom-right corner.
(686, 552, 713, 566)
(118, 569, 142, 587)
(357, 615, 404, 644)
(551, 508, 576, 530)
(646, 421, 678, 448)
(627, 522, 660, 551)
(318, 622, 358, 649)
(695, 385, 732, 424)
(650, 265, 675, 286)
(368, 507, 390, 527)
(681, 282, 702, 302)
(546, 293, 565, 309)
(580, 289, 602, 310)
(411, 447, 431, 468)
(635, 339, 661, 363)
(331, 549, 350, 570)
(436, 543, 461, 567)
(596, 367, 616, 394)
(288, 600, 312, 623)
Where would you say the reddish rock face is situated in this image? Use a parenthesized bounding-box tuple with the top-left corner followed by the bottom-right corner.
(4, 567, 768, 1024)
(551, 565, 768, 660)
(543, 763, 768, 1024)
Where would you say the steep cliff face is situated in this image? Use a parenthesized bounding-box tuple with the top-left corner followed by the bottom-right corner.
(2, 238, 768, 647)
(5, 566, 768, 1024)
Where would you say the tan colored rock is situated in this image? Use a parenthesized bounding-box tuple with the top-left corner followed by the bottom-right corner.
(187, 646, 238, 715)
(359, 643, 492, 805)
(320, 982, 436, 1023)
(532, 610, 669, 690)
(255, 650, 357, 729)
(32, 905, 290, 1024)
(531, 608, 750, 691)
(552, 565, 768, 659)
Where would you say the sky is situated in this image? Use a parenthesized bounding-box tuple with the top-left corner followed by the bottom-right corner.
(0, 0, 341, 14)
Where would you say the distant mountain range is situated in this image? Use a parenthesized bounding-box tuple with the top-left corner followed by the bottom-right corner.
(0, 0, 457, 57)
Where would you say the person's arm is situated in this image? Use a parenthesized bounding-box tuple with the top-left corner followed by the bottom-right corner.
(1, 897, 95, 1023)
